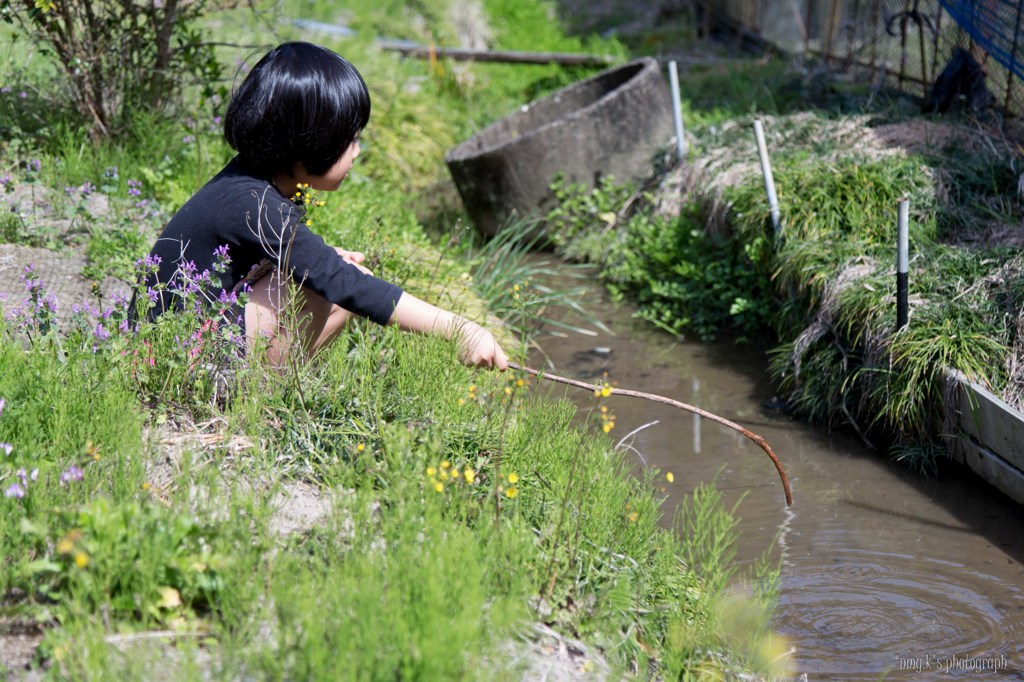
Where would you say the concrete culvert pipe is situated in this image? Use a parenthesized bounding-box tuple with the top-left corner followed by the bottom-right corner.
(445, 57, 674, 238)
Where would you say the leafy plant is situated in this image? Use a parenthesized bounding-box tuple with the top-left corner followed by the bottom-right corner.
(546, 177, 772, 341)
(19, 497, 226, 624)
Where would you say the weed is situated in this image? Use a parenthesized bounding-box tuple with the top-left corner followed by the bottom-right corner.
(547, 177, 772, 341)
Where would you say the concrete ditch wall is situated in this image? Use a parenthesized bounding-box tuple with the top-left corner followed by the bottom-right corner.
(943, 369, 1024, 505)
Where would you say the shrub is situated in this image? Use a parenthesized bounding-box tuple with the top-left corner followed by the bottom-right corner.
(0, 0, 234, 140)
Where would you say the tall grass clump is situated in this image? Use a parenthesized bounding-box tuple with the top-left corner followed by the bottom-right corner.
(726, 153, 1015, 467)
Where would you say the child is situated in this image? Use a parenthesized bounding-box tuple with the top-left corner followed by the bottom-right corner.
(141, 41, 507, 370)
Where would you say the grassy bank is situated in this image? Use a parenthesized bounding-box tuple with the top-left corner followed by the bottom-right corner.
(548, 55, 1024, 473)
(0, 1, 785, 679)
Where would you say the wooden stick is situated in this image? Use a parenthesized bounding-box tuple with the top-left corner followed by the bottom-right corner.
(509, 361, 793, 507)
(377, 40, 614, 67)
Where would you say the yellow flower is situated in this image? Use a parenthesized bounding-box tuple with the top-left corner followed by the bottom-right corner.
(516, 379, 525, 388)
(513, 284, 521, 292)
(426, 466, 437, 477)
(458, 398, 465, 406)
(602, 423, 612, 434)
(441, 460, 451, 469)
(600, 405, 608, 413)
(601, 386, 612, 398)
(451, 468, 460, 479)
(141, 481, 151, 491)
(593, 388, 601, 397)
(56, 537, 75, 555)
(507, 472, 519, 484)
(356, 443, 366, 453)
(463, 468, 475, 483)
(305, 219, 313, 226)
(434, 482, 444, 493)
(628, 512, 639, 523)
(666, 472, 674, 483)
(504, 386, 512, 395)
(505, 487, 519, 499)
(439, 470, 449, 482)
(74, 552, 89, 568)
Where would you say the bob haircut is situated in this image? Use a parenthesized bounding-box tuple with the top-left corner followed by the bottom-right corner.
(224, 42, 371, 178)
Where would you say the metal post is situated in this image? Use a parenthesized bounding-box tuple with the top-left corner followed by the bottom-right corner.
(897, 198, 909, 330)
(753, 118, 781, 235)
(668, 60, 687, 162)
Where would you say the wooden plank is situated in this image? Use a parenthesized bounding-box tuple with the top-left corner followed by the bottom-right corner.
(944, 435, 1024, 506)
(946, 369, 1024, 472)
(377, 41, 615, 67)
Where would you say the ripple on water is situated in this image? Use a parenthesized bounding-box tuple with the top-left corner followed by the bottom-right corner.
(776, 548, 1024, 679)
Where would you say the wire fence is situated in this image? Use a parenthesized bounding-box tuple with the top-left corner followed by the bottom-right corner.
(710, 0, 1024, 116)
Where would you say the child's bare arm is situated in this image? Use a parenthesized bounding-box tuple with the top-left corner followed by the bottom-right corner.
(389, 293, 508, 370)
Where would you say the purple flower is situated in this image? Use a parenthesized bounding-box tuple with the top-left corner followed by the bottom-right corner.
(0, 87, 9, 94)
(127, 179, 142, 197)
(217, 289, 238, 307)
(4, 483, 24, 499)
(0, 397, 5, 417)
(93, 323, 110, 342)
(1, 444, 11, 456)
(25, 159, 41, 173)
(80, 181, 95, 196)
(60, 465, 83, 484)
(18, 91, 27, 99)
(146, 288, 159, 304)
(16, 468, 32, 487)
(182, 135, 196, 144)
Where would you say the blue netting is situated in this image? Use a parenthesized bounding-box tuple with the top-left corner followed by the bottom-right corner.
(940, 0, 1024, 80)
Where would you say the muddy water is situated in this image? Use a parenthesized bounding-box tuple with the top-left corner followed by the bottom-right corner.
(529, 287, 1024, 681)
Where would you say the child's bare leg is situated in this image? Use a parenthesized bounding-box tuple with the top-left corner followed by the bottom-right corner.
(245, 270, 355, 365)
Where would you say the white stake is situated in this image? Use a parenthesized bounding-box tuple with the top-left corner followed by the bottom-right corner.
(754, 118, 781, 235)
(668, 60, 686, 162)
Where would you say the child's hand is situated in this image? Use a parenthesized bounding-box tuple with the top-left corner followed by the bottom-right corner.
(457, 322, 508, 370)
(334, 247, 373, 276)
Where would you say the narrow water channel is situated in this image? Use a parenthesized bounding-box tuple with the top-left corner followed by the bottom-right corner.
(529, 280, 1024, 680)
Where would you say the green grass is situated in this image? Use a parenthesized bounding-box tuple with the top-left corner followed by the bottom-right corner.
(0, 291, 781, 678)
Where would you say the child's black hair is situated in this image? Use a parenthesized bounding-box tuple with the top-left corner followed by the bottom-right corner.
(224, 42, 371, 178)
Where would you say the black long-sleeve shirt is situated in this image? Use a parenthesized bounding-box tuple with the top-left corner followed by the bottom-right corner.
(143, 157, 403, 326)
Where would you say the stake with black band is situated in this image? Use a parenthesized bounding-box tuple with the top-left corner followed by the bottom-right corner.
(897, 198, 909, 330)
